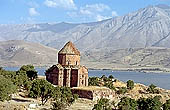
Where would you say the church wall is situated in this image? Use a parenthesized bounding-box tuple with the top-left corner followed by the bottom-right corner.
(65, 54, 80, 66)
(58, 54, 66, 65)
(78, 66, 88, 86)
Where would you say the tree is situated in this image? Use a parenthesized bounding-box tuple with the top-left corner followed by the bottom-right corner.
(118, 97, 138, 110)
(147, 84, 160, 94)
(19, 65, 38, 80)
(117, 87, 127, 94)
(108, 75, 114, 79)
(52, 87, 78, 110)
(88, 77, 100, 86)
(127, 80, 134, 90)
(93, 98, 112, 110)
(14, 70, 28, 87)
(0, 76, 17, 101)
(29, 79, 54, 105)
(104, 82, 115, 90)
(163, 99, 170, 110)
(137, 96, 162, 110)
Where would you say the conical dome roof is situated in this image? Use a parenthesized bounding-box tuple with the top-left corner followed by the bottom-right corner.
(58, 41, 80, 55)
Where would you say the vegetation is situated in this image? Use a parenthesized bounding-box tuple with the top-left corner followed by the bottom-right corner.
(0, 76, 17, 101)
(93, 98, 112, 110)
(118, 97, 138, 110)
(163, 99, 170, 110)
(89, 75, 115, 90)
(28, 79, 54, 105)
(19, 65, 38, 80)
(147, 84, 160, 94)
(127, 80, 134, 90)
(117, 87, 127, 94)
(88, 77, 100, 86)
(137, 96, 162, 110)
(52, 87, 78, 110)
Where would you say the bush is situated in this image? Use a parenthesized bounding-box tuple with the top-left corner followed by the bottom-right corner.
(117, 87, 127, 94)
(118, 97, 138, 110)
(93, 98, 112, 110)
(104, 82, 115, 90)
(108, 75, 114, 80)
(147, 84, 160, 94)
(137, 96, 162, 110)
(127, 80, 134, 90)
(88, 77, 100, 86)
(0, 76, 17, 101)
(163, 99, 170, 110)
(52, 87, 78, 110)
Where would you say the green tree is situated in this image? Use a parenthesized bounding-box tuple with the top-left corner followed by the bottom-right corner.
(137, 96, 162, 110)
(29, 79, 54, 105)
(19, 65, 38, 80)
(163, 99, 170, 110)
(52, 87, 78, 110)
(14, 70, 28, 87)
(118, 97, 138, 110)
(127, 80, 134, 90)
(88, 77, 100, 86)
(104, 82, 115, 90)
(147, 84, 160, 94)
(93, 98, 112, 110)
(108, 75, 114, 79)
(0, 76, 17, 101)
(117, 87, 127, 94)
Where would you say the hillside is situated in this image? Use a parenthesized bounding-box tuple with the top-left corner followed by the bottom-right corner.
(81, 47, 170, 72)
(1, 5, 170, 51)
(0, 40, 58, 67)
(1, 40, 170, 72)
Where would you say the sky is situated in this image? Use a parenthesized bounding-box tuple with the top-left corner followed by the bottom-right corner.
(1, 0, 170, 24)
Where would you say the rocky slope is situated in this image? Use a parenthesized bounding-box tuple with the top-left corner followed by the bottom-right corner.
(1, 40, 170, 72)
(1, 5, 170, 51)
(0, 40, 58, 67)
(81, 47, 170, 71)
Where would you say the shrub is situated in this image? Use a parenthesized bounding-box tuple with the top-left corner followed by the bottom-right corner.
(118, 97, 138, 110)
(88, 77, 100, 86)
(0, 76, 17, 101)
(52, 87, 78, 110)
(93, 98, 112, 110)
(104, 82, 115, 90)
(127, 80, 134, 90)
(117, 87, 127, 94)
(147, 84, 160, 94)
(163, 99, 170, 110)
(137, 96, 162, 110)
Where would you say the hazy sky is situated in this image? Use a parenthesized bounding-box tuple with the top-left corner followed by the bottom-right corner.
(1, 0, 170, 24)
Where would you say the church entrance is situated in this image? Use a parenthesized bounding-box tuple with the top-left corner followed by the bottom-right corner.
(70, 69, 78, 87)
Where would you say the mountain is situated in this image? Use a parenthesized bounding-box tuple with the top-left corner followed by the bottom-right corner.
(81, 47, 170, 71)
(1, 40, 170, 72)
(1, 5, 170, 51)
(1, 5, 170, 71)
(0, 40, 58, 67)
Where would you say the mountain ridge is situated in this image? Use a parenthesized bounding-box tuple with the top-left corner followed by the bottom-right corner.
(1, 5, 170, 51)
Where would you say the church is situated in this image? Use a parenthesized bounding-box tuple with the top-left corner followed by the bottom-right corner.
(45, 41, 88, 87)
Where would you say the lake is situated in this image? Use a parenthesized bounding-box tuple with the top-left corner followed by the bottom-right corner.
(4, 67, 170, 90)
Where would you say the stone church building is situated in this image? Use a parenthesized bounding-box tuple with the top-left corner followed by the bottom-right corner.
(45, 41, 88, 87)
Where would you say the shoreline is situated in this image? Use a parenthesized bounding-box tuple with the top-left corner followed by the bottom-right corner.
(88, 67, 170, 74)
(3, 66, 170, 74)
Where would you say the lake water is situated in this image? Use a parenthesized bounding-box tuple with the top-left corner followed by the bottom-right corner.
(4, 67, 170, 90)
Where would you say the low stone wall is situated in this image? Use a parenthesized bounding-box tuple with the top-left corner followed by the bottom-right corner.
(71, 86, 115, 101)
